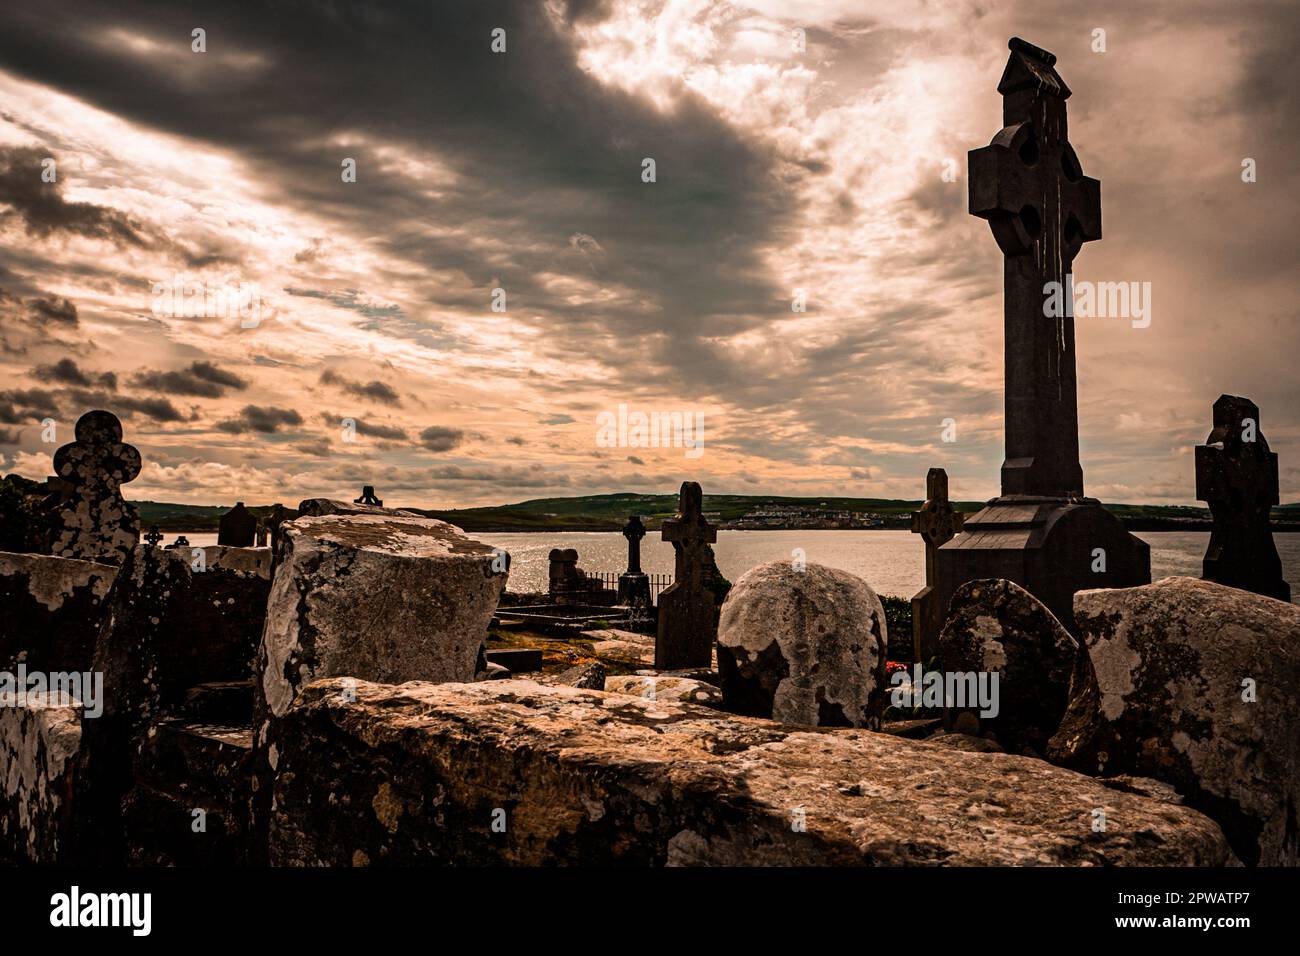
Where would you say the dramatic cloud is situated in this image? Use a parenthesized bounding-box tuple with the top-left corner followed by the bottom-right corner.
(132, 361, 248, 398)
(418, 426, 465, 453)
(216, 405, 304, 434)
(34, 357, 115, 388)
(319, 369, 401, 406)
(0, 0, 1294, 505)
(0, 145, 148, 246)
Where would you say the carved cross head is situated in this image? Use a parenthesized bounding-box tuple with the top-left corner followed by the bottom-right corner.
(968, 38, 1101, 263)
(52, 409, 142, 495)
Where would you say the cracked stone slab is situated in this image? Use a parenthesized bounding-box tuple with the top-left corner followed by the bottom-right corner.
(268, 677, 1233, 867)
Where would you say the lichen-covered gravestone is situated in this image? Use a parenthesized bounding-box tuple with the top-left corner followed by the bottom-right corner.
(1049, 577, 1300, 866)
(937, 578, 1077, 755)
(1195, 394, 1290, 602)
(49, 409, 142, 565)
(717, 561, 887, 728)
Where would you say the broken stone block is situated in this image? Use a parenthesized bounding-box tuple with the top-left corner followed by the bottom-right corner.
(257, 514, 507, 718)
(268, 678, 1233, 866)
(74, 543, 271, 863)
(937, 578, 1077, 756)
(1049, 576, 1300, 866)
(0, 692, 83, 863)
(0, 551, 117, 673)
(717, 561, 887, 728)
(603, 675, 723, 706)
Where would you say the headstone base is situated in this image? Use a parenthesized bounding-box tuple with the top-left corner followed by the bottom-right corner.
(931, 496, 1149, 652)
(618, 572, 651, 607)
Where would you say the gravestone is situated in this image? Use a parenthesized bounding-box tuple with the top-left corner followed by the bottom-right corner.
(49, 409, 142, 565)
(218, 501, 256, 546)
(143, 526, 163, 548)
(909, 468, 964, 662)
(354, 485, 383, 507)
(618, 515, 652, 607)
(167, 535, 190, 549)
(264, 503, 294, 559)
(1195, 395, 1290, 601)
(934, 38, 1150, 633)
(656, 481, 718, 669)
(255, 522, 268, 547)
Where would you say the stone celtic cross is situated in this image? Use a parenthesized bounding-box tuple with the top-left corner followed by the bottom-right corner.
(969, 37, 1101, 498)
(656, 481, 718, 669)
(622, 515, 646, 574)
(50, 409, 142, 564)
(143, 526, 163, 548)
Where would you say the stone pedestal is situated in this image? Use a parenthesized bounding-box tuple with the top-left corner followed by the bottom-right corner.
(618, 572, 651, 607)
(934, 496, 1149, 636)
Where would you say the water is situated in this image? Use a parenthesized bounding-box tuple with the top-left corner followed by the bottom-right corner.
(475, 529, 1300, 602)
(168, 529, 1300, 602)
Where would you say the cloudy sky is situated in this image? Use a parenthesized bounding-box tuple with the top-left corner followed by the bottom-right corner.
(0, 0, 1296, 507)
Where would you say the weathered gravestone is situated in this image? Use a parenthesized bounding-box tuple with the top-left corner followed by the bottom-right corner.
(143, 525, 163, 548)
(167, 535, 190, 548)
(1195, 395, 1290, 602)
(618, 515, 652, 608)
(934, 38, 1150, 632)
(909, 468, 964, 662)
(218, 501, 256, 546)
(49, 409, 142, 565)
(656, 481, 718, 669)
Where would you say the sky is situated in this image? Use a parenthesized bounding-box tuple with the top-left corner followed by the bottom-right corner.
(0, 0, 1296, 508)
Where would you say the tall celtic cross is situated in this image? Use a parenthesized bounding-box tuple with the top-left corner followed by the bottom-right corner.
(969, 37, 1101, 498)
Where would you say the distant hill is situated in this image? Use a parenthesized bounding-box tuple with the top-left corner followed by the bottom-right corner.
(124, 492, 1300, 533)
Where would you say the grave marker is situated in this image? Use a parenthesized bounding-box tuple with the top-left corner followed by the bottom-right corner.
(656, 481, 718, 669)
(618, 515, 652, 608)
(909, 468, 964, 662)
(934, 38, 1150, 633)
(49, 409, 141, 565)
(218, 501, 256, 547)
(1196, 395, 1290, 601)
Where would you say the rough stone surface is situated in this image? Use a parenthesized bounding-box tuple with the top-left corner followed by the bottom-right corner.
(0, 551, 118, 673)
(268, 678, 1233, 866)
(72, 542, 272, 862)
(257, 514, 507, 719)
(604, 675, 723, 706)
(0, 692, 83, 863)
(557, 661, 607, 690)
(937, 578, 1077, 756)
(717, 561, 887, 729)
(1049, 577, 1300, 867)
